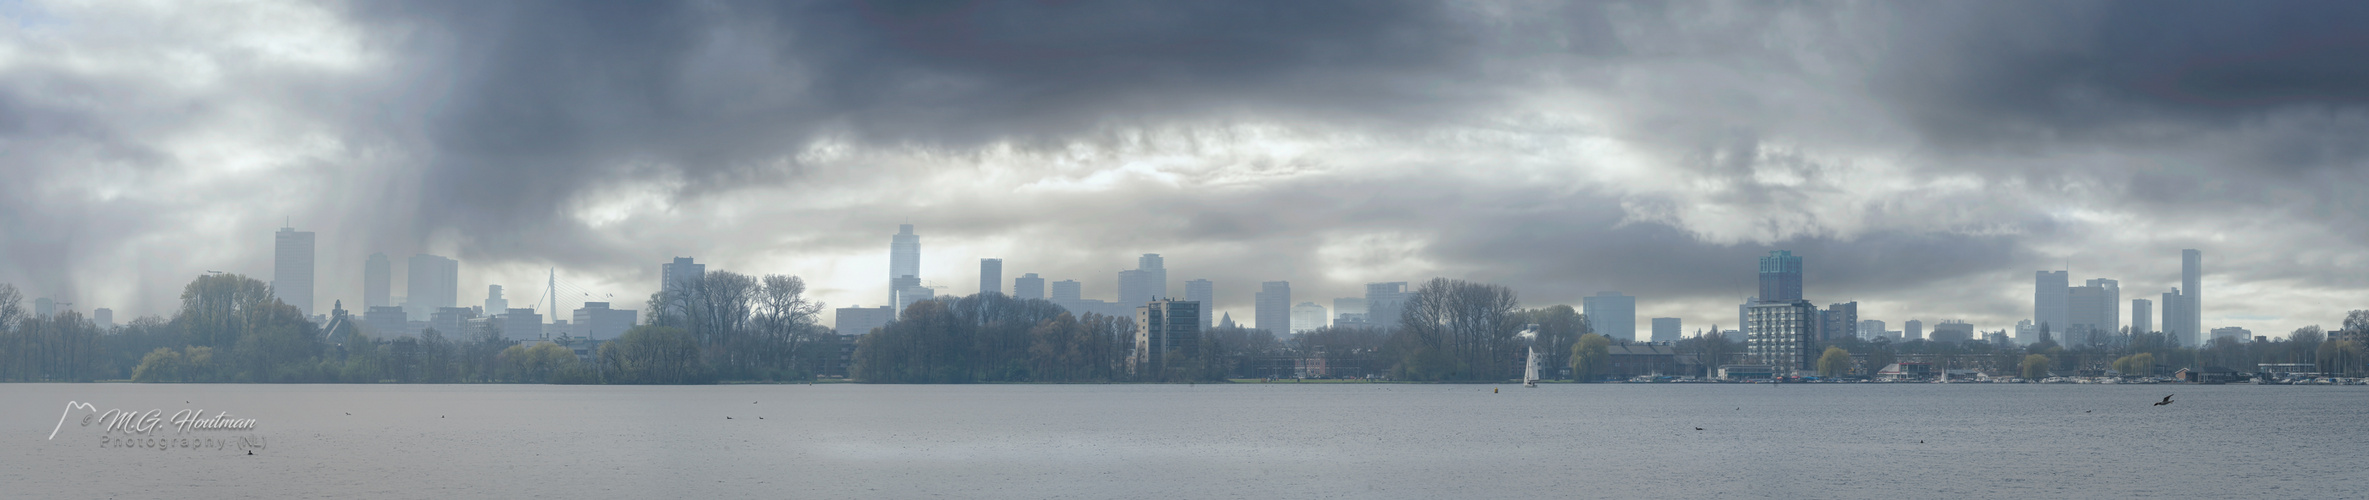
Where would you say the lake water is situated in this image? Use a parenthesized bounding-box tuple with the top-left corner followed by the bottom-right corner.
(4, 383, 2364, 498)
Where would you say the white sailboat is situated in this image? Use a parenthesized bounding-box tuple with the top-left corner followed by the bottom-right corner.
(1520, 324, 1541, 388)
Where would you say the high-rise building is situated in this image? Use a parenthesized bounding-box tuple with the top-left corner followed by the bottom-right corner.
(1290, 302, 1327, 333)
(2033, 270, 2068, 337)
(364, 306, 408, 339)
(404, 254, 459, 321)
(484, 285, 508, 318)
(1365, 282, 1411, 330)
(1859, 319, 1886, 340)
(1930, 320, 1975, 343)
(662, 257, 705, 294)
(93, 308, 114, 329)
(1904, 319, 1924, 341)
(2181, 249, 2203, 347)
(1821, 302, 1858, 341)
(2131, 299, 2154, 335)
(1140, 254, 1166, 300)
(2067, 278, 2120, 343)
(364, 253, 391, 309)
(1051, 280, 1082, 302)
(890, 225, 919, 303)
(1117, 270, 1151, 305)
(1184, 279, 1214, 328)
(978, 259, 1002, 296)
(1747, 300, 1818, 371)
(1255, 281, 1291, 333)
(501, 308, 543, 341)
(1759, 251, 1803, 302)
(835, 306, 895, 336)
(1651, 317, 1681, 342)
(572, 302, 637, 340)
(1582, 292, 1636, 341)
(2209, 326, 2250, 343)
(1014, 273, 1046, 300)
(891, 275, 933, 315)
(2161, 288, 2189, 345)
(273, 225, 316, 315)
(1738, 296, 1755, 340)
(1130, 299, 1201, 375)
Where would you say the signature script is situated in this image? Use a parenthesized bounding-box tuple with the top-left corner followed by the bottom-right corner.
(50, 401, 258, 440)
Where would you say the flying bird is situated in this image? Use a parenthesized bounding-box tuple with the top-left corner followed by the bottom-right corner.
(2154, 395, 2174, 406)
(1693, 427, 1703, 431)
(726, 416, 733, 419)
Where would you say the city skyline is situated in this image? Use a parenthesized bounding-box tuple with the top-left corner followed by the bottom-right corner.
(2, 2, 2364, 341)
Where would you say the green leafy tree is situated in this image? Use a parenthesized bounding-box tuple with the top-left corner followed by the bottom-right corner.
(1570, 333, 1611, 382)
(1816, 346, 1852, 378)
(2020, 354, 2051, 380)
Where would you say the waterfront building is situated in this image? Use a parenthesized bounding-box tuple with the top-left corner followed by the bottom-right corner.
(1746, 300, 1819, 371)
(1130, 299, 1202, 375)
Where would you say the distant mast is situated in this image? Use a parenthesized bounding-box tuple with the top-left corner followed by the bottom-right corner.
(548, 268, 557, 341)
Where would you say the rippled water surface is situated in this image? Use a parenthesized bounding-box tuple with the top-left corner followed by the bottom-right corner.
(4, 383, 2363, 498)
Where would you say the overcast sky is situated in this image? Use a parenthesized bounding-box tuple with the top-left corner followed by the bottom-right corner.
(3, 0, 2365, 339)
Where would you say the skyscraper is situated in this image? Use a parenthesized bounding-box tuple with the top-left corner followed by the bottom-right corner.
(1747, 300, 1818, 370)
(660, 257, 705, 319)
(2068, 278, 2120, 343)
(2131, 298, 2153, 334)
(890, 224, 919, 303)
(1184, 279, 1214, 328)
(1365, 282, 1410, 330)
(1759, 251, 1803, 303)
(1139, 253, 1166, 300)
(365, 306, 408, 339)
(2181, 249, 2203, 347)
(1051, 280, 1083, 302)
(484, 285, 508, 318)
(1859, 319, 1886, 340)
(1015, 273, 1046, 300)
(2162, 288, 2189, 345)
(1583, 292, 1636, 341)
(364, 252, 391, 309)
(1651, 317, 1681, 342)
(273, 225, 316, 315)
(1255, 281, 1290, 333)
(93, 308, 114, 329)
(1131, 299, 1201, 375)
(979, 258, 1002, 296)
(1290, 302, 1327, 333)
(2033, 270, 2068, 337)
(404, 254, 459, 321)
(1904, 319, 1924, 341)
(1117, 270, 1151, 305)
(1821, 301, 1858, 341)
(571, 302, 637, 340)
(891, 275, 933, 315)
(502, 308, 543, 341)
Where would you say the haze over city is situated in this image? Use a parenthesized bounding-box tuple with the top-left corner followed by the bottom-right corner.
(4, 1, 2366, 340)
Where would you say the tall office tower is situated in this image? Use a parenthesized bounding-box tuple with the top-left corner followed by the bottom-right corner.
(431, 307, 477, 337)
(2033, 270, 2068, 337)
(2161, 288, 2189, 345)
(273, 225, 316, 315)
(1184, 279, 1214, 328)
(1821, 302, 1858, 341)
(891, 275, 934, 315)
(2067, 279, 2120, 344)
(835, 305, 895, 336)
(484, 285, 508, 317)
(1130, 299, 1202, 375)
(1014, 273, 1046, 300)
(1365, 282, 1411, 330)
(1333, 297, 1367, 321)
(1858, 319, 1886, 339)
(404, 254, 459, 321)
(2181, 249, 2203, 347)
(1929, 320, 1975, 343)
(364, 253, 391, 309)
(572, 302, 638, 340)
(1255, 281, 1291, 333)
(1747, 300, 1818, 370)
(93, 308, 114, 329)
(1290, 302, 1328, 333)
(2131, 299, 2154, 335)
(1904, 319, 1924, 341)
(1739, 297, 1755, 340)
(1583, 292, 1637, 341)
(1117, 270, 1151, 305)
(1051, 280, 1083, 302)
(365, 306, 408, 338)
(2015, 319, 2036, 344)
(502, 308, 543, 341)
(1651, 318, 1681, 342)
(890, 225, 920, 304)
(660, 257, 705, 318)
(1759, 251, 1804, 302)
(1140, 254, 1166, 299)
(977, 259, 1002, 296)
